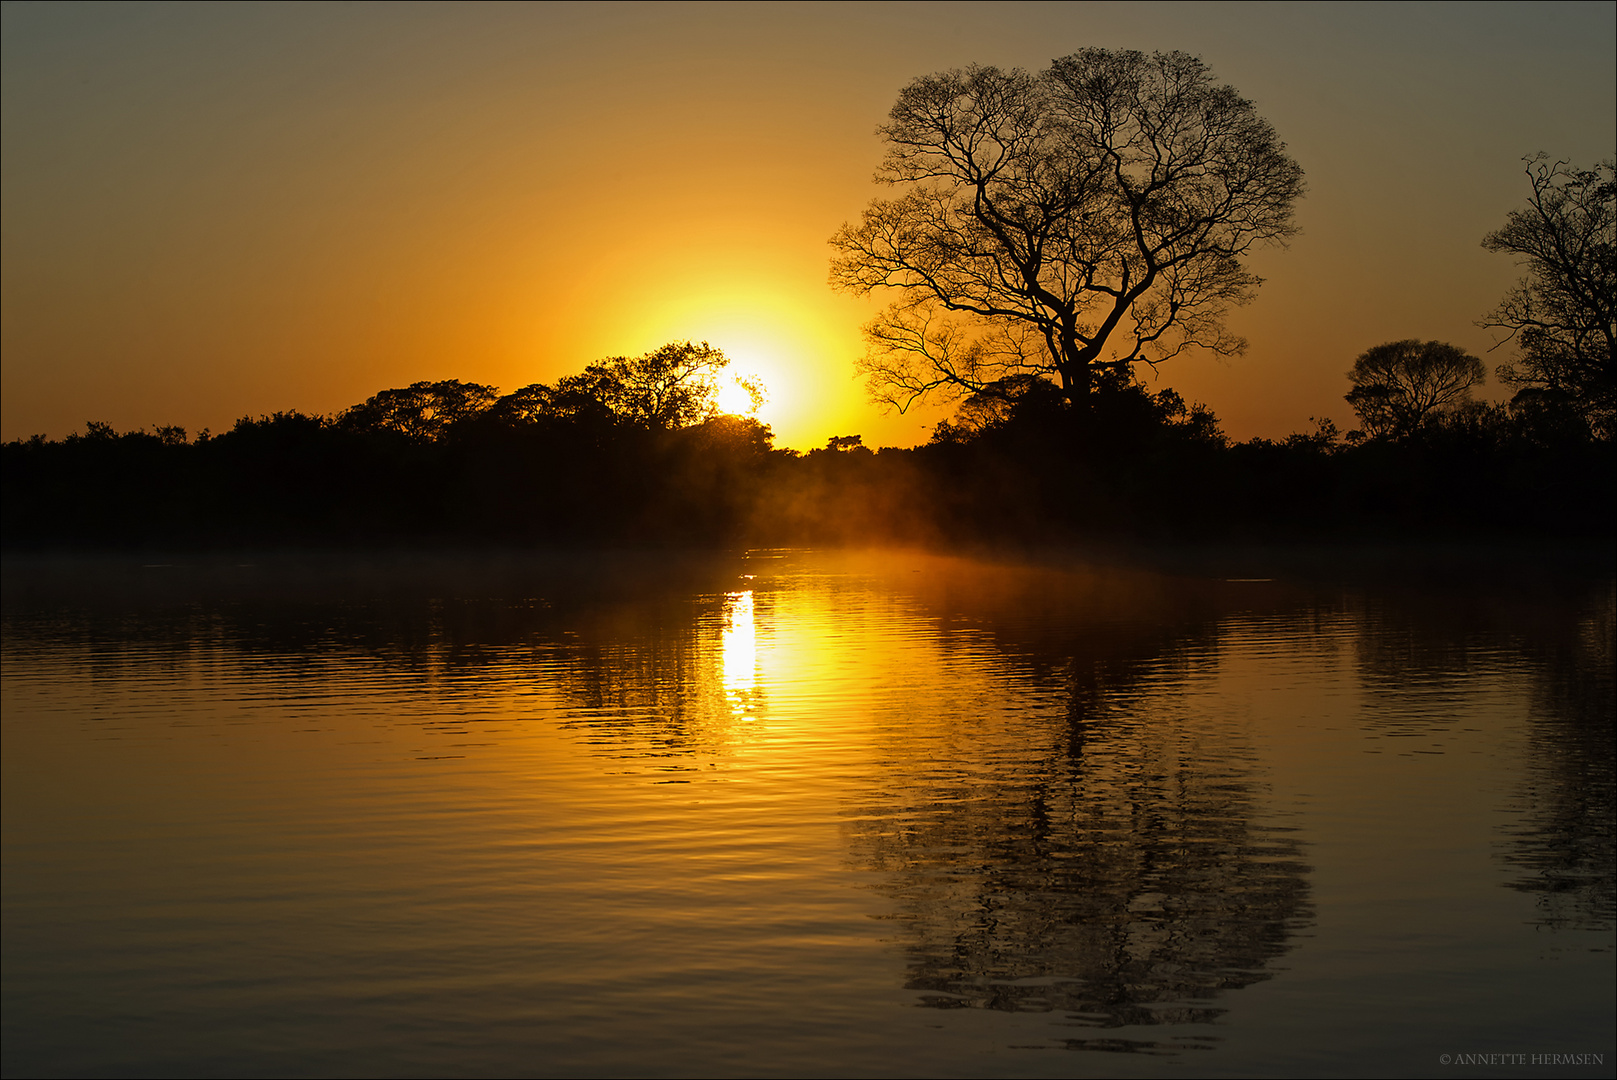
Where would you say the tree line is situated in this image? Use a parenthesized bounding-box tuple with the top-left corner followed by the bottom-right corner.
(4, 49, 1611, 549)
(3, 340, 1609, 549)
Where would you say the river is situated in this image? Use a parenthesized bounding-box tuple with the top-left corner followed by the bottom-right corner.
(3, 547, 1611, 1077)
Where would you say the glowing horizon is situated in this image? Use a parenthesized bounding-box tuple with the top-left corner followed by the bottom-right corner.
(3, 3, 1613, 450)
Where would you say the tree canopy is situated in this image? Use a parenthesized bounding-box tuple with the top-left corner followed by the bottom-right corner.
(1344, 340, 1486, 441)
(342, 380, 500, 440)
(1482, 155, 1616, 439)
(339, 342, 760, 438)
(551, 341, 745, 430)
(829, 49, 1305, 413)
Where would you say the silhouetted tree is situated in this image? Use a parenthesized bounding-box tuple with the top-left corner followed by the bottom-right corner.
(478, 341, 765, 439)
(930, 375, 1068, 444)
(482, 341, 763, 434)
(829, 49, 1305, 413)
(1482, 155, 1616, 439)
(558, 341, 742, 430)
(1344, 340, 1486, 440)
(341, 380, 499, 440)
(484, 380, 618, 429)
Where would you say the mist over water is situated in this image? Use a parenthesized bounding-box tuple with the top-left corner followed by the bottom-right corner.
(2, 548, 1612, 1077)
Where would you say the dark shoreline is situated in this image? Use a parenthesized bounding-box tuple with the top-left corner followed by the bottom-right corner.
(6, 538, 1611, 609)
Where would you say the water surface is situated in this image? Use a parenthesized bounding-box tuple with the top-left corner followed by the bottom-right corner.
(3, 548, 1612, 1077)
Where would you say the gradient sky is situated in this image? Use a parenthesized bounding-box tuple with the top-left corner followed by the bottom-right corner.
(3, 1, 1614, 449)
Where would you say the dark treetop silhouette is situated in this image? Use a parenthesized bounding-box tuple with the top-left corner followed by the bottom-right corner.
(1482, 154, 1616, 439)
(829, 49, 1305, 414)
(349, 342, 757, 436)
(1344, 340, 1487, 442)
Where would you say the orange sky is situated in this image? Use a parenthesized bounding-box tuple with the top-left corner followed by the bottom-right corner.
(3, 2, 1613, 449)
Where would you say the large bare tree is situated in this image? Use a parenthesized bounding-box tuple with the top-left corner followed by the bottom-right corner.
(1481, 155, 1615, 438)
(830, 50, 1305, 413)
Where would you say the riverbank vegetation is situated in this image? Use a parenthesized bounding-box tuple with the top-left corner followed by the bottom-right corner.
(4, 350, 1610, 549)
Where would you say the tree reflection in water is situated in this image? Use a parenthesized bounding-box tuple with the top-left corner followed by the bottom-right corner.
(1349, 574, 1615, 933)
(1499, 586, 1614, 931)
(842, 607, 1313, 1051)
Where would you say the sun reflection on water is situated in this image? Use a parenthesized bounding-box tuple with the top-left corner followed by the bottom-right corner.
(721, 589, 758, 718)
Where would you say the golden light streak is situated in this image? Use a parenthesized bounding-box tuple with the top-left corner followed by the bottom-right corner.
(721, 589, 758, 719)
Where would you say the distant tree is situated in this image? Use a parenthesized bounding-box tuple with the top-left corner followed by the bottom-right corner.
(563, 341, 735, 429)
(1481, 155, 1616, 438)
(485, 381, 616, 428)
(1280, 417, 1344, 454)
(491, 341, 745, 431)
(1344, 340, 1486, 440)
(342, 380, 499, 440)
(829, 49, 1305, 414)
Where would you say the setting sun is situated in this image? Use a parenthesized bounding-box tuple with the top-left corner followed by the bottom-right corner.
(590, 278, 903, 446)
(714, 374, 761, 418)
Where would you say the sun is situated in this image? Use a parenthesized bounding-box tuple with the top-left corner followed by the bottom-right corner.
(595, 287, 867, 448)
(714, 375, 761, 417)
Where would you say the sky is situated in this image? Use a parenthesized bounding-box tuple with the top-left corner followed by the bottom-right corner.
(3, 1, 1614, 450)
